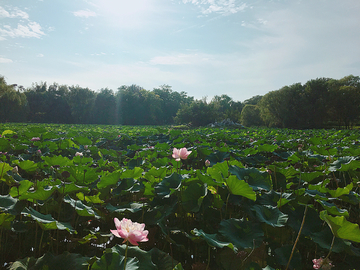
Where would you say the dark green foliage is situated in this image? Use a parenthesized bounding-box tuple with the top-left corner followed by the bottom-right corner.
(0, 76, 27, 123)
(1, 73, 360, 128)
(258, 75, 360, 129)
(1, 124, 360, 269)
(174, 98, 217, 126)
(240, 104, 263, 126)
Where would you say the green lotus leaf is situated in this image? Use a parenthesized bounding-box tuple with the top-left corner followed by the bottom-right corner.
(182, 182, 207, 212)
(328, 183, 353, 198)
(274, 245, 301, 269)
(74, 136, 92, 146)
(97, 171, 122, 189)
(219, 218, 264, 250)
(19, 186, 56, 201)
(155, 173, 183, 198)
(57, 182, 89, 194)
(251, 205, 288, 227)
(329, 157, 359, 172)
(0, 194, 26, 215)
(22, 207, 75, 233)
(191, 228, 237, 251)
(257, 143, 278, 152)
(41, 155, 72, 167)
(173, 263, 184, 270)
(300, 171, 323, 183)
(207, 162, 229, 183)
(196, 171, 222, 186)
(121, 167, 144, 179)
(13, 160, 38, 173)
(107, 244, 156, 270)
(92, 252, 139, 270)
(205, 151, 230, 164)
(63, 195, 101, 219)
(229, 166, 271, 191)
(106, 202, 144, 213)
(9, 252, 90, 270)
(320, 211, 360, 242)
(0, 138, 10, 152)
(311, 226, 350, 253)
(226, 175, 256, 201)
(318, 200, 349, 217)
(67, 166, 98, 184)
(9, 180, 33, 198)
(0, 212, 15, 228)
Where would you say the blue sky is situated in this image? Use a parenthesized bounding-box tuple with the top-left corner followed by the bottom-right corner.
(1, 0, 360, 102)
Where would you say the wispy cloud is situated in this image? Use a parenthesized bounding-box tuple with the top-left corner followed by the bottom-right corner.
(0, 6, 29, 19)
(73, 9, 97, 18)
(0, 22, 45, 39)
(87, 0, 162, 30)
(182, 0, 248, 15)
(91, 52, 106, 56)
(0, 57, 13, 63)
(0, 6, 45, 40)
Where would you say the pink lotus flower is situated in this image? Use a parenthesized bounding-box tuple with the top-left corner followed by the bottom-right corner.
(12, 166, 19, 174)
(172, 147, 192, 161)
(312, 258, 333, 270)
(205, 159, 211, 167)
(31, 137, 40, 141)
(75, 152, 83, 157)
(110, 218, 148, 246)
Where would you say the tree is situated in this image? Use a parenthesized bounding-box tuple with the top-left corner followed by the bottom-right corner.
(303, 77, 331, 128)
(175, 98, 217, 126)
(152, 85, 193, 125)
(115, 85, 145, 125)
(210, 94, 243, 122)
(243, 95, 263, 105)
(25, 82, 72, 123)
(258, 90, 286, 127)
(0, 76, 28, 122)
(93, 88, 116, 125)
(67, 86, 96, 124)
(328, 75, 360, 128)
(240, 104, 263, 126)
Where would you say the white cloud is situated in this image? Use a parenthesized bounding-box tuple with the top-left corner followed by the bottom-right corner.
(91, 52, 106, 56)
(0, 6, 29, 19)
(0, 22, 45, 39)
(0, 6, 46, 40)
(37, 53, 44, 57)
(0, 57, 13, 63)
(87, 0, 162, 30)
(182, 0, 248, 15)
(73, 9, 97, 18)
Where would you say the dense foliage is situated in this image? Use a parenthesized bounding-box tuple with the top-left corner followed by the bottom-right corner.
(1, 74, 359, 129)
(0, 123, 360, 269)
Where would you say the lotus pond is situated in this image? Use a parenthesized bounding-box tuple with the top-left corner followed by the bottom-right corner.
(0, 123, 360, 269)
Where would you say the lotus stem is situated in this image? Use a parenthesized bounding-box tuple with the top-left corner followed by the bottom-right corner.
(285, 205, 308, 270)
(124, 241, 129, 270)
(324, 235, 335, 261)
(206, 246, 210, 270)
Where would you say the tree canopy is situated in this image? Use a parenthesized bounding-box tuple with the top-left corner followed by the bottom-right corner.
(0, 74, 359, 129)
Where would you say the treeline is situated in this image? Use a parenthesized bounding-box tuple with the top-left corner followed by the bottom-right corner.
(1, 75, 359, 128)
(0, 79, 194, 125)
